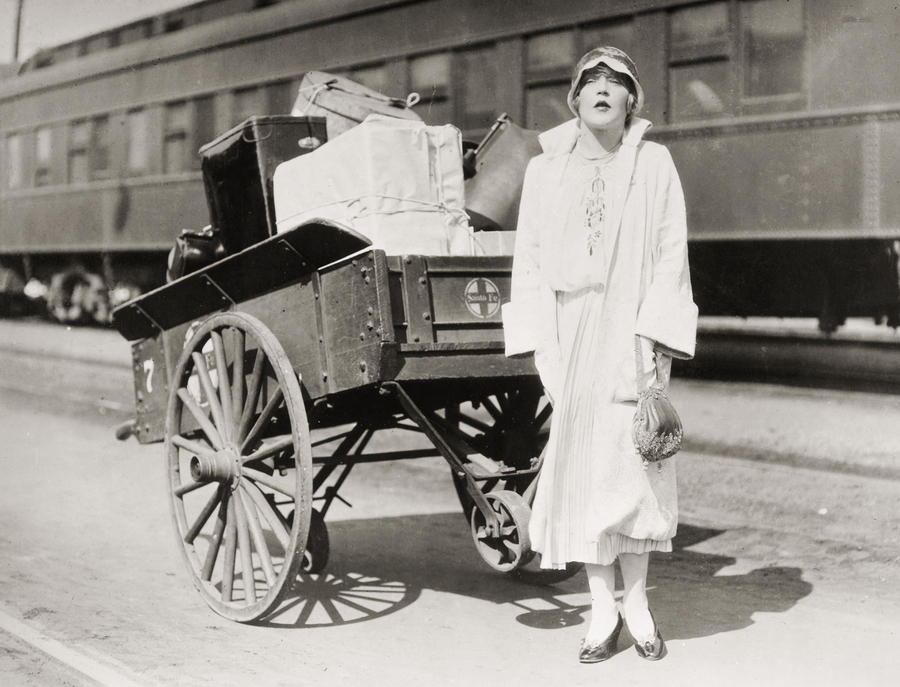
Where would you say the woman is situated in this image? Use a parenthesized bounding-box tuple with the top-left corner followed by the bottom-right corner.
(503, 47, 697, 662)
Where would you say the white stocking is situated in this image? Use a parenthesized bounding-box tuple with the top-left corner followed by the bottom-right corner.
(583, 562, 618, 641)
(619, 552, 655, 641)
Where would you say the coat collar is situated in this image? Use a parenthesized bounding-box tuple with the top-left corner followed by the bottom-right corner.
(537, 117, 652, 158)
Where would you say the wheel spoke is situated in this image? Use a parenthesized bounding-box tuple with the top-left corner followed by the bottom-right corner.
(232, 489, 257, 603)
(184, 484, 223, 544)
(202, 491, 229, 581)
(241, 435, 294, 466)
(170, 434, 217, 461)
(241, 480, 291, 550)
(479, 396, 503, 421)
(211, 330, 234, 442)
(222, 496, 237, 602)
(177, 388, 224, 450)
(503, 540, 522, 556)
(191, 352, 229, 443)
(174, 478, 208, 498)
(240, 389, 284, 453)
(237, 349, 266, 443)
(240, 485, 276, 587)
(243, 467, 295, 499)
(230, 328, 245, 425)
(535, 402, 553, 429)
(454, 412, 492, 433)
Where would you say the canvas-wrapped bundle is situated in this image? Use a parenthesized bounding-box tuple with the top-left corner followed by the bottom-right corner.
(273, 115, 474, 256)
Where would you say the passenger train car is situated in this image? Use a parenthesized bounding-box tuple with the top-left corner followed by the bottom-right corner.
(1, 0, 899, 330)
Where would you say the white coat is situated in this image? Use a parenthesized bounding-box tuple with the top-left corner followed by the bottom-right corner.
(503, 116, 697, 399)
(502, 116, 699, 566)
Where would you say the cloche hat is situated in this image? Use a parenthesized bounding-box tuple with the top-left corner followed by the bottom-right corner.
(566, 46, 644, 117)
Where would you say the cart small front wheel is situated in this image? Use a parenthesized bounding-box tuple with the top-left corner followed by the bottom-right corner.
(166, 311, 313, 622)
(470, 490, 535, 572)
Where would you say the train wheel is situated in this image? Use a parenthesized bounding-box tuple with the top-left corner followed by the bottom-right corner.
(166, 312, 313, 622)
(470, 490, 535, 572)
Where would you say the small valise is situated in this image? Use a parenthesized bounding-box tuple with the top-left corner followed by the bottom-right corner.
(291, 71, 422, 139)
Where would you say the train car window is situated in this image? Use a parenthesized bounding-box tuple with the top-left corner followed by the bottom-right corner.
(581, 19, 634, 55)
(202, 0, 251, 21)
(91, 116, 111, 178)
(127, 110, 149, 175)
(524, 30, 574, 131)
(740, 0, 804, 98)
(266, 80, 296, 116)
(667, 0, 805, 121)
(668, 2, 733, 121)
(164, 101, 189, 174)
(671, 2, 728, 44)
(526, 30, 575, 79)
(459, 45, 497, 132)
(233, 87, 263, 125)
(192, 96, 216, 170)
(6, 134, 23, 189)
(670, 60, 731, 120)
(525, 83, 571, 131)
(34, 127, 52, 187)
(83, 34, 112, 55)
(410, 54, 452, 126)
(347, 65, 388, 94)
(164, 17, 185, 33)
(68, 121, 90, 184)
(119, 20, 152, 45)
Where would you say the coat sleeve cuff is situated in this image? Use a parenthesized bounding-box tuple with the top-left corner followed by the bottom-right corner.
(502, 301, 536, 356)
(635, 286, 698, 359)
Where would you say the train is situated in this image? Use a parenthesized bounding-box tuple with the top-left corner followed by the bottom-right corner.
(1, 0, 899, 331)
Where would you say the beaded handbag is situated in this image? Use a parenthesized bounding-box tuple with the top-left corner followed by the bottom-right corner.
(632, 340, 683, 466)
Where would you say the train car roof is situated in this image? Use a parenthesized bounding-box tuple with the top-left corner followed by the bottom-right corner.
(0, 0, 411, 101)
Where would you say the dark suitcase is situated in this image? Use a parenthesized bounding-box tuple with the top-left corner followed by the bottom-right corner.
(199, 115, 327, 254)
(464, 114, 541, 231)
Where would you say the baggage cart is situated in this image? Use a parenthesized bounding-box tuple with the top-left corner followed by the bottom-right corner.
(114, 222, 575, 623)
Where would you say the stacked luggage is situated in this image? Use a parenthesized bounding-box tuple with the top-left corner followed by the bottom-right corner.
(171, 69, 541, 277)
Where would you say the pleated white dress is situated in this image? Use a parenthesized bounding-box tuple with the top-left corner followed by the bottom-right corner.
(528, 143, 678, 568)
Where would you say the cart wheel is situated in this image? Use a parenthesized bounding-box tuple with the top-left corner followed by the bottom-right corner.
(287, 508, 329, 574)
(166, 311, 312, 622)
(470, 490, 535, 572)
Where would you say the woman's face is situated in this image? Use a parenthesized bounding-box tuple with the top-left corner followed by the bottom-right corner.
(576, 69, 631, 133)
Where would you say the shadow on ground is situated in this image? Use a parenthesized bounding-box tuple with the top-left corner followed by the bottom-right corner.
(257, 514, 812, 639)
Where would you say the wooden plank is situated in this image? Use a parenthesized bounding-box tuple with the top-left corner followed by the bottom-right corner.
(392, 347, 536, 381)
(112, 219, 371, 341)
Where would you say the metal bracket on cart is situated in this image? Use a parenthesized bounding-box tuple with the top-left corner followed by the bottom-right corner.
(379, 380, 504, 537)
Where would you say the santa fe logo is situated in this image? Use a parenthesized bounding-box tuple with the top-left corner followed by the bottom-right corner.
(464, 278, 501, 318)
